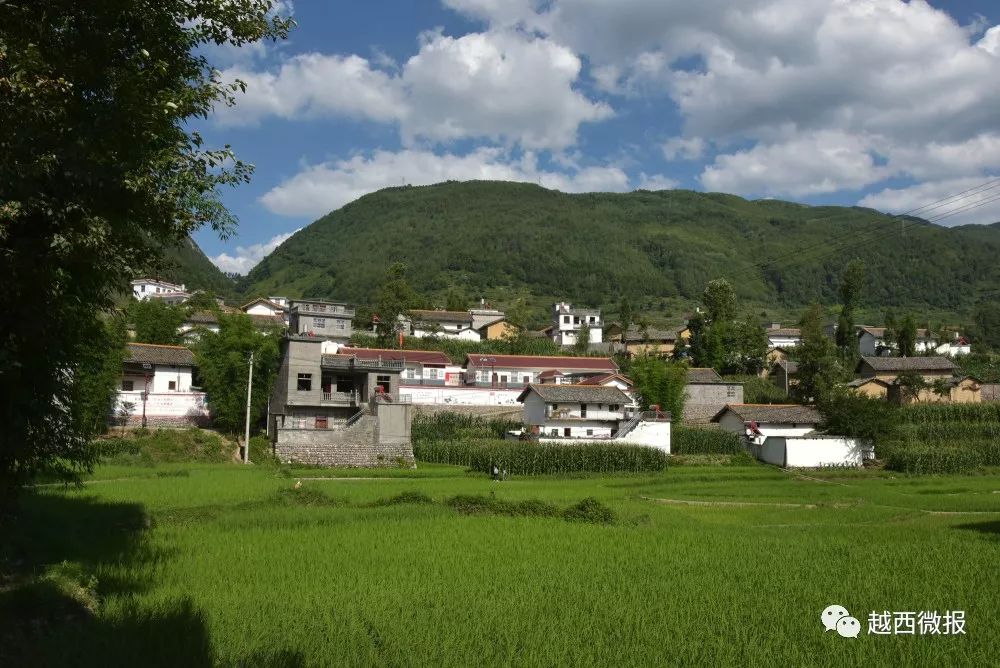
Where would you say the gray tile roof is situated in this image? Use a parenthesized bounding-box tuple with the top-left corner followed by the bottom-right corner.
(858, 356, 957, 373)
(773, 359, 799, 375)
(126, 343, 195, 367)
(687, 367, 725, 383)
(518, 384, 632, 405)
(712, 403, 822, 425)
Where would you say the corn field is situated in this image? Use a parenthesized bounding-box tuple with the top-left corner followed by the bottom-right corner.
(671, 427, 742, 455)
(899, 403, 1000, 424)
(413, 438, 670, 474)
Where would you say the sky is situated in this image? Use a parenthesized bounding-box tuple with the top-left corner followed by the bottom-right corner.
(196, 0, 1000, 274)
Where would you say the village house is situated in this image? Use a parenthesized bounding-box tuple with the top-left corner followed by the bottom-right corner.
(853, 356, 979, 403)
(464, 354, 618, 389)
(712, 403, 822, 438)
(339, 347, 462, 387)
(177, 309, 285, 342)
(551, 302, 603, 346)
(116, 343, 209, 427)
(241, 297, 290, 325)
(288, 299, 354, 340)
(268, 336, 413, 467)
(857, 326, 935, 357)
(403, 309, 480, 341)
(711, 403, 869, 468)
(130, 278, 190, 305)
(682, 368, 744, 424)
(764, 323, 802, 348)
(469, 306, 513, 340)
(604, 323, 679, 356)
(517, 384, 670, 450)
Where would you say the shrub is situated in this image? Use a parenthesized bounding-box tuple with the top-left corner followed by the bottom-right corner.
(562, 497, 616, 524)
(415, 439, 669, 475)
(374, 491, 435, 506)
(249, 435, 278, 466)
(91, 428, 232, 464)
(671, 427, 742, 455)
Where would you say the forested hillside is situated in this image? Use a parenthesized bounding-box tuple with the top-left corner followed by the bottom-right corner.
(238, 181, 1000, 319)
(158, 236, 235, 298)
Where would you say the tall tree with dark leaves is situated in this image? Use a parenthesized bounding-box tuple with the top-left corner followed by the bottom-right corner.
(128, 299, 186, 345)
(896, 314, 918, 358)
(835, 259, 865, 361)
(374, 263, 424, 346)
(0, 1, 291, 507)
(794, 303, 843, 404)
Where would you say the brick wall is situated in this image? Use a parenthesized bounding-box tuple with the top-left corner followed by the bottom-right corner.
(274, 415, 415, 467)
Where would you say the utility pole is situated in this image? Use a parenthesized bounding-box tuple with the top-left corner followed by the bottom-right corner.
(243, 350, 254, 464)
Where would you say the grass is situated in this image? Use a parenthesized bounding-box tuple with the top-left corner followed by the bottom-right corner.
(2, 462, 999, 666)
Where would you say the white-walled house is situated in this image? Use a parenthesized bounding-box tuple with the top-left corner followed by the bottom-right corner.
(517, 384, 671, 451)
(116, 343, 209, 427)
(518, 384, 634, 439)
(552, 302, 603, 346)
(403, 310, 482, 341)
(131, 278, 190, 305)
(711, 404, 822, 438)
(242, 297, 289, 324)
(764, 323, 802, 348)
(465, 354, 618, 389)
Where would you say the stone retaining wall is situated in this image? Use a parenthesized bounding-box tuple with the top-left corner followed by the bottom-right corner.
(274, 415, 415, 467)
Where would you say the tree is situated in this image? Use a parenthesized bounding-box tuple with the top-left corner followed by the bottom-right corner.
(794, 303, 842, 403)
(573, 322, 591, 354)
(0, 1, 291, 505)
(129, 299, 186, 345)
(373, 263, 424, 345)
(616, 296, 634, 353)
(835, 259, 865, 359)
(727, 314, 768, 375)
(445, 287, 467, 312)
(71, 316, 129, 437)
(895, 371, 927, 404)
(194, 314, 280, 434)
(818, 386, 899, 442)
(895, 314, 918, 357)
(702, 279, 737, 323)
(972, 302, 1000, 351)
(625, 355, 687, 419)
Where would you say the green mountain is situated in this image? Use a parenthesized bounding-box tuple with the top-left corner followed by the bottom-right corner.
(239, 181, 1000, 322)
(158, 236, 235, 298)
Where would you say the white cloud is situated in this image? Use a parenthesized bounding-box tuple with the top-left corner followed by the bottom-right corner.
(211, 230, 299, 274)
(259, 148, 633, 218)
(217, 29, 611, 150)
(859, 176, 1000, 227)
(662, 136, 705, 161)
(636, 173, 679, 191)
(979, 25, 1000, 55)
(215, 53, 403, 127)
(400, 30, 612, 149)
(701, 131, 888, 197)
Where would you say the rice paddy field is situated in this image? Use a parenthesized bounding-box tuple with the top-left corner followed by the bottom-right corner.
(3, 461, 1000, 666)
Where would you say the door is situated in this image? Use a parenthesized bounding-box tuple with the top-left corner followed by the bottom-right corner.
(580, 403, 587, 418)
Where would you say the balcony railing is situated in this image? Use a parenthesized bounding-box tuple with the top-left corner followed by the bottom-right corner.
(321, 390, 357, 404)
(321, 354, 404, 371)
(294, 303, 355, 316)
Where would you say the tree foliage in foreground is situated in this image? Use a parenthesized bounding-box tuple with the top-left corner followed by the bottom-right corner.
(623, 355, 687, 419)
(194, 314, 281, 434)
(0, 0, 290, 507)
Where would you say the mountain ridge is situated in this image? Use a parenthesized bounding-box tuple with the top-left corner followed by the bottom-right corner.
(212, 180, 998, 321)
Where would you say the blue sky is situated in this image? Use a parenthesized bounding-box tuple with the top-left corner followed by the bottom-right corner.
(197, 0, 1000, 273)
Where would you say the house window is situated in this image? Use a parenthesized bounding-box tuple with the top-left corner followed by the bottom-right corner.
(563, 315, 570, 324)
(727, 385, 737, 398)
(313, 317, 326, 329)
(552, 403, 558, 410)
(429, 368, 439, 379)
(586, 429, 593, 436)
(122, 380, 134, 391)
(580, 404, 588, 418)
(336, 320, 346, 329)
(610, 404, 620, 411)
(168, 381, 177, 391)
(315, 416, 328, 429)
(297, 373, 312, 391)
(564, 427, 571, 437)
(522, 375, 530, 384)
(550, 429, 558, 436)
(405, 368, 415, 379)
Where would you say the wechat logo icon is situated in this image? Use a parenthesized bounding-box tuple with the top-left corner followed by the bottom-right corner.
(822, 605, 861, 638)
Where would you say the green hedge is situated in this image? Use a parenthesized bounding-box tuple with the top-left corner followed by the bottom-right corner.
(671, 427, 743, 455)
(414, 439, 669, 475)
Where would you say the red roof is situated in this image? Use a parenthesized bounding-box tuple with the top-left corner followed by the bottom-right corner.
(339, 347, 450, 365)
(465, 354, 617, 371)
